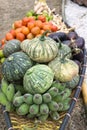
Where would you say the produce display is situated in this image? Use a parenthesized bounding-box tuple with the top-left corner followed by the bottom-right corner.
(0, 0, 85, 124)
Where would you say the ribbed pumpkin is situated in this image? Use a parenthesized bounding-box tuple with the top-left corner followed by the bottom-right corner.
(21, 32, 58, 63)
(20, 39, 29, 53)
(2, 52, 33, 82)
(23, 64, 54, 94)
(64, 74, 80, 89)
(3, 39, 21, 57)
(48, 53, 79, 82)
(56, 40, 72, 59)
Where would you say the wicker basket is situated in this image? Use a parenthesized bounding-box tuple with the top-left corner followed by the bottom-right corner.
(1, 0, 87, 130)
(2, 48, 87, 130)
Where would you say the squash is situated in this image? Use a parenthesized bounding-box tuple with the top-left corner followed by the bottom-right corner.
(21, 31, 58, 63)
(20, 39, 29, 53)
(3, 39, 21, 57)
(64, 74, 80, 89)
(56, 39, 72, 59)
(23, 64, 54, 94)
(2, 52, 33, 82)
(48, 52, 79, 82)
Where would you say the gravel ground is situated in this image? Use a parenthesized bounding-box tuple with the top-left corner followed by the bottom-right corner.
(0, 0, 87, 130)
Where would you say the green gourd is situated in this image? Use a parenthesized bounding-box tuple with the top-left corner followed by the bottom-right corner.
(64, 74, 80, 89)
(29, 104, 39, 115)
(42, 93, 52, 103)
(3, 39, 21, 57)
(33, 94, 42, 105)
(23, 64, 54, 94)
(1, 78, 9, 95)
(47, 87, 58, 98)
(38, 114, 48, 122)
(16, 103, 29, 115)
(50, 111, 59, 121)
(40, 104, 49, 114)
(23, 93, 33, 105)
(21, 31, 58, 63)
(20, 39, 29, 53)
(2, 52, 33, 82)
(56, 38, 72, 59)
(13, 96, 24, 107)
(48, 101, 59, 111)
(48, 52, 79, 82)
(6, 83, 15, 102)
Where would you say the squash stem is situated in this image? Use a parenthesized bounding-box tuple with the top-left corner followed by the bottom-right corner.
(40, 30, 51, 41)
(56, 37, 62, 48)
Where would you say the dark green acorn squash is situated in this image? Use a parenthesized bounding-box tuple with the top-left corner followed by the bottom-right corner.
(21, 32, 58, 63)
(23, 64, 54, 94)
(3, 39, 21, 57)
(2, 52, 33, 82)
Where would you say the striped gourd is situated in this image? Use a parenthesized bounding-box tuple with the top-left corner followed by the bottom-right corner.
(20, 39, 29, 53)
(57, 42, 72, 59)
(21, 32, 58, 63)
(2, 52, 33, 82)
(23, 64, 54, 94)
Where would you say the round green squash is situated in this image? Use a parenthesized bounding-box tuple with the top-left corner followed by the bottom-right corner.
(23, 64, 54, 94)
(64, 74, 80, 89)
(3, 39, 21, 57)
(2, 52, 33, 82)
(48, 55, 79, 82)
(56, 41, 72, 59)
(21, 32, 58, 63)
(20, 39, 29, 53)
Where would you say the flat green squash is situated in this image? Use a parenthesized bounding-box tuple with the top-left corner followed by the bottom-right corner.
(21, 32, 58, 63)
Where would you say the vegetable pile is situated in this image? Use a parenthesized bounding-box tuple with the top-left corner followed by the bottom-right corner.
(0, 0, 85, 123)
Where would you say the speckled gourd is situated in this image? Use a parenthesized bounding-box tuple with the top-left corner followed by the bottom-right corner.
(2, 52, 33, 82)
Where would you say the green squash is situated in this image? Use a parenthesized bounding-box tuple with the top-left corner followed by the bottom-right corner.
(3, 39, 21, 57)
(23, 64, 54, 94)
(20, 39, 29, 53)
(21, 32, 58, 63)
(2, 52, 33, 82)
(56, 40, 72, 59)
(48, 53, 79, 82)
(64, 74, 80, 89)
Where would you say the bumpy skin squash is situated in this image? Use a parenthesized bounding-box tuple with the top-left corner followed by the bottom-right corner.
(23, 64, 54, 94)
(3, 39, 21, 57)
(48, 56, 79, 82)
(2, 52, 33, 82)
(21, 33, 58, 63)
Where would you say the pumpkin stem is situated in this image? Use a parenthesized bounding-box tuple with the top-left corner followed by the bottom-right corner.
(56, 37, 62, 48)
(40, 30, 51, 41)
